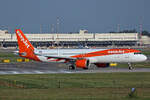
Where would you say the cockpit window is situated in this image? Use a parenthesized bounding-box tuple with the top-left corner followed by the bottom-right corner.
(134, 52, 141, 54)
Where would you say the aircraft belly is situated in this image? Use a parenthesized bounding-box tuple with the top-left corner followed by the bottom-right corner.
(95, 55, 132, 63)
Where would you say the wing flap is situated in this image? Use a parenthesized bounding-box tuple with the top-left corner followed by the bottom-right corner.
(45, 55, 76, 60)
(35, 53, 77, 60)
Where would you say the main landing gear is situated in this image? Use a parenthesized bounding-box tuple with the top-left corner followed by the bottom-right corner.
(69, 65, 76, 70)
(68, 65, 89, 70)
(128, 63, 134, 70)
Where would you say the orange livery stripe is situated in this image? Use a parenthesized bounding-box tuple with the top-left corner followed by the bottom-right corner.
(71, 48, 140, 58)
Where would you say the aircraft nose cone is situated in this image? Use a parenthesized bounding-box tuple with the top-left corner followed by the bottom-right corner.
(139, 55, 147, 62)
(143, 55, 147, 61)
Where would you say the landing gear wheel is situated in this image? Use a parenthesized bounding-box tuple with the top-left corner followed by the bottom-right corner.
(83, 67, 88, 70)
(129, 66, 133, 70)
(69, 65, 76, 70)
(128, 63, 134, 70)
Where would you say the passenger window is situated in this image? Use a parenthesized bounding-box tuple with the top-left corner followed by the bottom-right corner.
(39, 51, 42, 54)
(134, 52, 141, 54)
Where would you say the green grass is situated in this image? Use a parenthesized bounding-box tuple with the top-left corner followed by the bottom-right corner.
(0, 52, 21, 62)
(0, 52, 32, 63)
(141, 50, 150, 55)
(0, 73, 150, 100)
(0, 52, 16, 57)
(118, 62, 150, 68)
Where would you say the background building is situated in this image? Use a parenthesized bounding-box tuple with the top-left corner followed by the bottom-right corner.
(0, 30, 149, 47)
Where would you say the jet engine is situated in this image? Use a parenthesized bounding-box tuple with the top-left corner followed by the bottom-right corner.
(75, 59, 90, 69)
(94, 63, 109, 68)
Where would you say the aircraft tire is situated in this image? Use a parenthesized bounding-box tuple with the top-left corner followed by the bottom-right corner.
(69, 65, 76, 70)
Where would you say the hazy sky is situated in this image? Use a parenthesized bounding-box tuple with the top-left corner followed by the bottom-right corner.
(0, 0, 149, 33)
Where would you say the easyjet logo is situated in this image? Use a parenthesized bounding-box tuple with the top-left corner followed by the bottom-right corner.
(17, 31, 30, 48)
(108, 50, 125, 54)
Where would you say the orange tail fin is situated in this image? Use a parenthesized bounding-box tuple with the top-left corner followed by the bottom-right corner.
(15, 29, 39, 61)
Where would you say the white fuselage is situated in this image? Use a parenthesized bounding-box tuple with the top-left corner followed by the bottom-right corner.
(34, 48, 147, 63)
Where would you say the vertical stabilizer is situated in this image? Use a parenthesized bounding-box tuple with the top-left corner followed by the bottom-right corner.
(15, 29, 39, 61)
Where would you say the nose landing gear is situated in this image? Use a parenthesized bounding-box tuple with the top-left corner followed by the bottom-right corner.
(128, 63, 134, 70)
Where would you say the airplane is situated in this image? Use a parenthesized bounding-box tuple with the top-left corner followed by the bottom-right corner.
(14, 29, 147, 70)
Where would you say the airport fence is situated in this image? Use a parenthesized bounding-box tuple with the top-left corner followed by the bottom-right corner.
(0, 75, 149, 89)
(0, 73, 150, 100)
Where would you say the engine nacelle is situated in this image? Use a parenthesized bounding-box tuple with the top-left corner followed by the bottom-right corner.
(94, 63, 110, 68)
(75, 59, 90, 69)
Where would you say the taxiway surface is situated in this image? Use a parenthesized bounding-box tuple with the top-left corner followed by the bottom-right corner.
(0, 62, 150, 74)
(0, 48, 150, 74)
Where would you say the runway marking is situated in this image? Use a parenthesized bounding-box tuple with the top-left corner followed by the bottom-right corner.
(0, 70, 73, 74)
(0, 68, 150, 75)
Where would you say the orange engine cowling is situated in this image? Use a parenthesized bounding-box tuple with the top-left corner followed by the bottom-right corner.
(75, 59, 90, 69)
(94, 63, 109, 68)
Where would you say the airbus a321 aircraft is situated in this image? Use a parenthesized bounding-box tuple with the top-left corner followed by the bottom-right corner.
(14, 29, 147, 70)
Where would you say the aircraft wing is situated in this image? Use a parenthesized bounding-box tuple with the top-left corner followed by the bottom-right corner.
(35, 53, 77, 60)
(45, 55, 77, 60)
